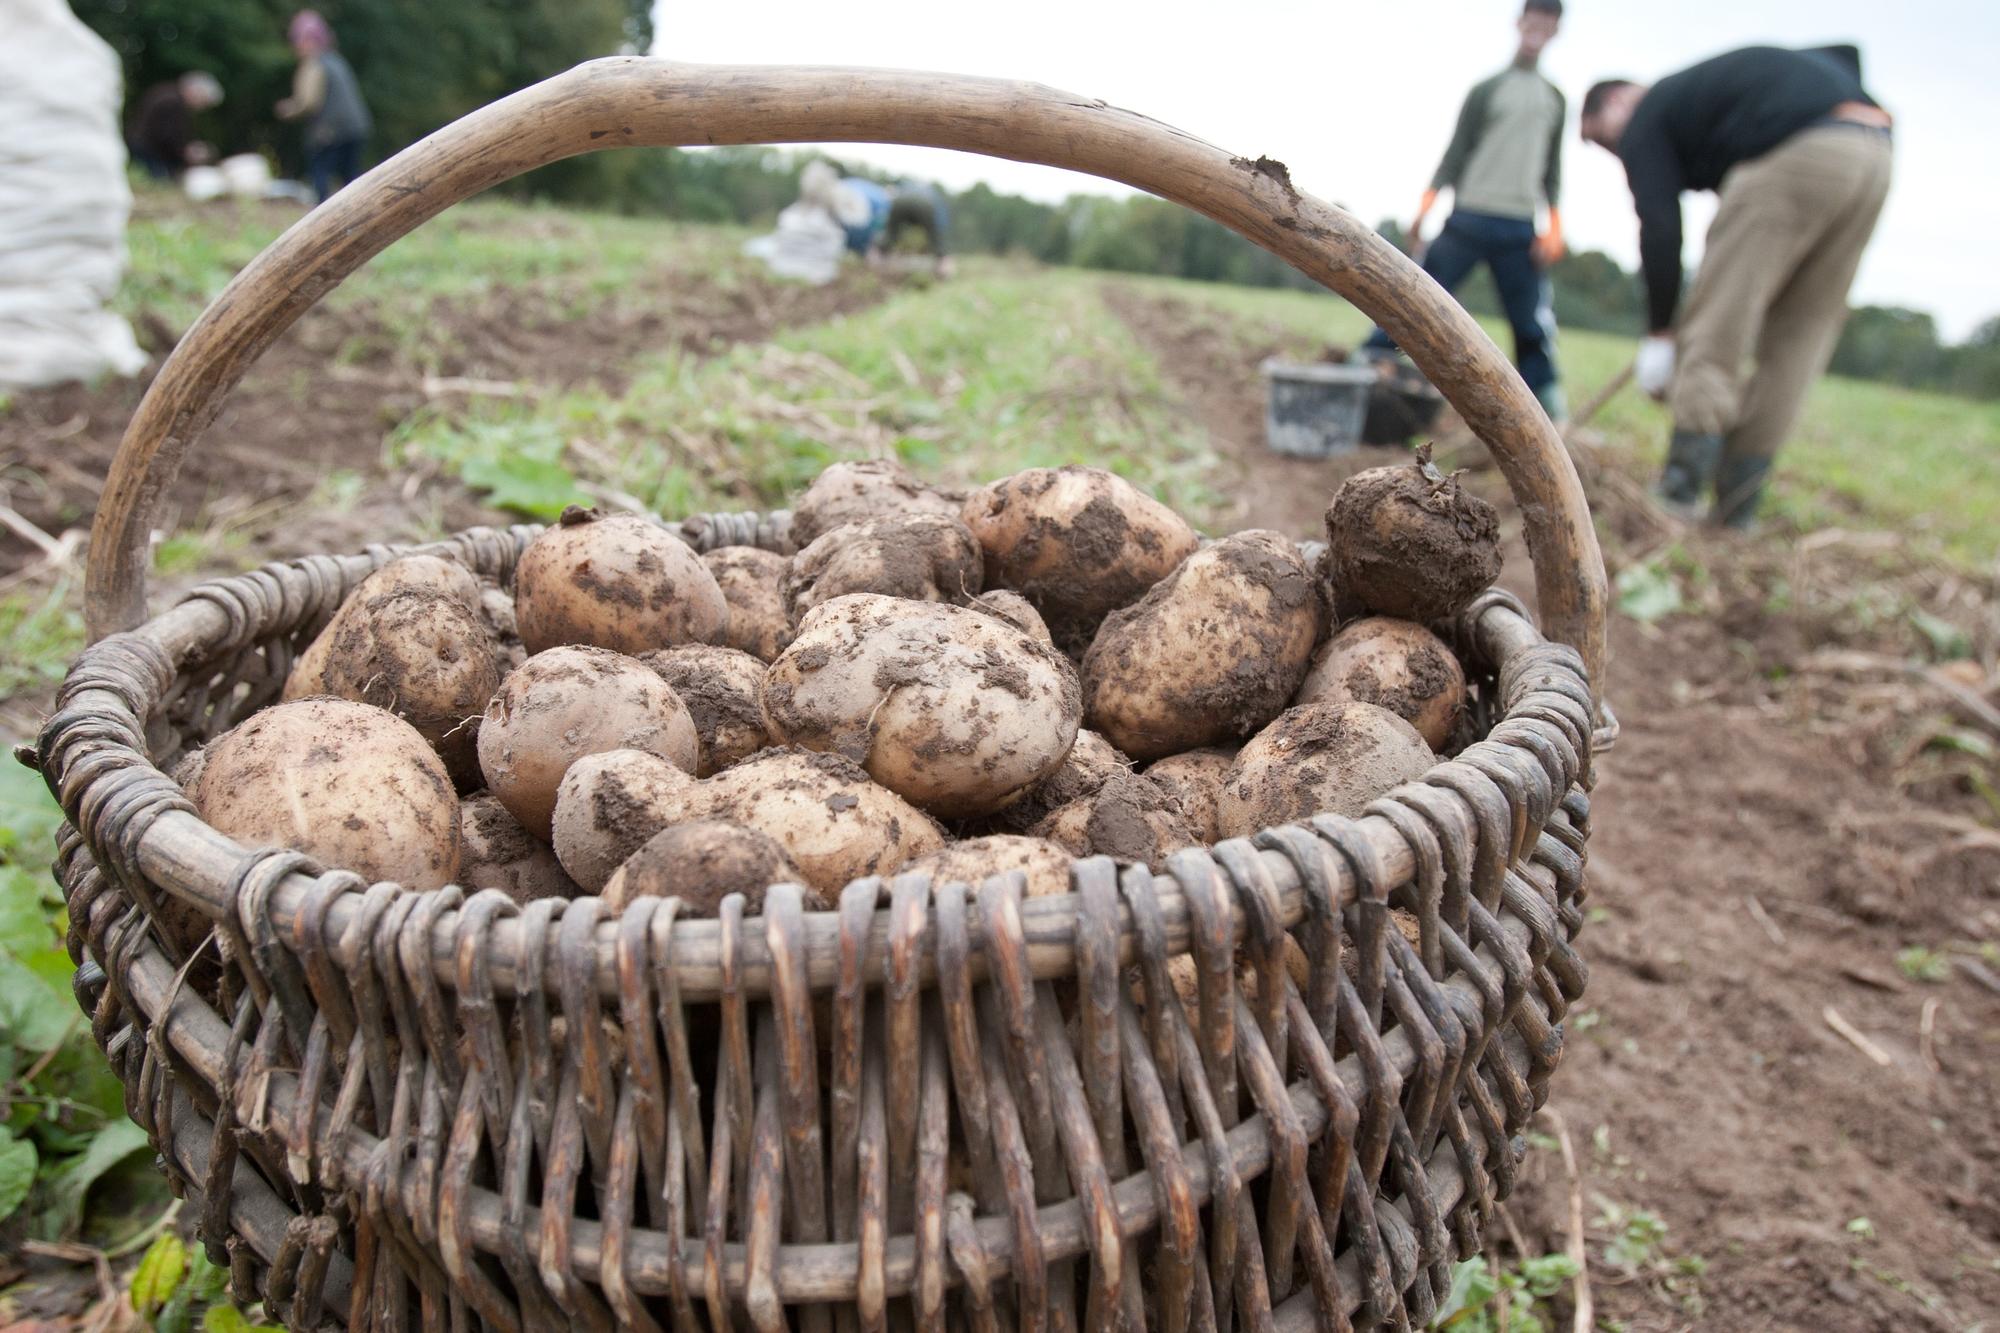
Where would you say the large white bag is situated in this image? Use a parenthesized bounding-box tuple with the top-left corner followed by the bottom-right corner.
(743, 201, 847, 287)
(0, 0, 146, 388)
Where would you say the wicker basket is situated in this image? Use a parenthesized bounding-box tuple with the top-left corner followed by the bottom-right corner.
(31, 61, 1612, 1332)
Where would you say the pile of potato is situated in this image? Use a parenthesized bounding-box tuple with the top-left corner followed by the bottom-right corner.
(170, 451, 1502, 942)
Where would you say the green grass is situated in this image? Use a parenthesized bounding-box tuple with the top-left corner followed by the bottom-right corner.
(121, 186, 746, 334)
(1, 763, 168, 1253)
(399, 265, 1224, 529)
(0, 582, 85, 700)
(1137, 276, 2000, 566)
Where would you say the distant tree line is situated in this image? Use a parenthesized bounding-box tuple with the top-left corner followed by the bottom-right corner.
(74, 0, 651, 196)
(78, 0, 1994, 399)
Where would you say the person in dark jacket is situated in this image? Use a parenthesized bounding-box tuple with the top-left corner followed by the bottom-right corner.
(275, 10, 371, 204)
(1364, 0, 1569, 421)
(126, 72, 222, 179)
(1582, 45, 1892, 527)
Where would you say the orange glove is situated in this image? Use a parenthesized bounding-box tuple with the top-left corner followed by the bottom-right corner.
(1533, 208, 1566, 266)
(1406, 189, 1440, 253)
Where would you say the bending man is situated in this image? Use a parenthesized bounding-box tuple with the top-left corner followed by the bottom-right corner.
(1581, 46, 1892, 526)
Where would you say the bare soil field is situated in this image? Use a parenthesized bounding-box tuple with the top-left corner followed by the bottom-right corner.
(0, 259, 895, 579)
(1112, 287, 2000, 1330)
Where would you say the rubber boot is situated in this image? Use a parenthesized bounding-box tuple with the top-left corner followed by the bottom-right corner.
(1533, 379, 1569, 427)
(1713, 454, 1772, 530)
(1654, 429, 1722, 521)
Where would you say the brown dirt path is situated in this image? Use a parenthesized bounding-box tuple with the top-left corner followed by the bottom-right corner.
(1109, 283, 2000, 1329)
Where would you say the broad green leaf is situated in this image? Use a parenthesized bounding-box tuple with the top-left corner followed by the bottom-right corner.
(458, 453, 589, 520)
(131, 1233, 188, 1316)
(40, 1116, 151, 1239)
(0, 1126, 36, 1221)
(25, 943, 77, 991)
(186, 1249, 231, 1302)
(203, 1304, 255, 1333)
(0, 951, 77, 1052)
(0, 865, 54, 952)
(1614, 560, 1684, 625)
(1909, 607, 1971, 661)
(0, 762, 63, 864)
(158, 1283, 197, 1333)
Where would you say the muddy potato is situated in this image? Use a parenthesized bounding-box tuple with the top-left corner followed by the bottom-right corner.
(783, 512, 983, 623)
(286, 555, 481, 701)
(171, 745, 207, 792)
(1142, 747, 1236, 843)
(283, 555, 503, 788)
(788, 458, 964, 548)
(479, 584, 527, 672)
(639, 645, 772, 776)
(1033, 773, 1198, 870)
(762, 594, 1080, 819)
(1216, 701, 1435, 838)
(548, 746, 943, 897)
(458, 793, 574, 902)
(601, 821, 810, 916)
(191, 698, 461, 889)
(551, 750, 702, 891)
(981, 728, 1131, 835)
(1294, 617, 1466, 749)
(1324, 447, 1501, 623)
(513, 507, 726, 655)
(702, 546, 792, 661)
(1082, 530, 1319, 762)
(691, 748, 946, 895)
(966, 589, 1053, 646)
(903, 834, 1075, 899)
(960, 465, 1201, 651)
(476, 646, 698, 839)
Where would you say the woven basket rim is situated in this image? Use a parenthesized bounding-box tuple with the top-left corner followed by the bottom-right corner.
(39, 518, 1593, 1007)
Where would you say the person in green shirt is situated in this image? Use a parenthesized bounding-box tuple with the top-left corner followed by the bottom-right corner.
(1364, 0, 1569, 421)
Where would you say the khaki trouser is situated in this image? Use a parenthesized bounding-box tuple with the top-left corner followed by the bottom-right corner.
(1669, 125, 1893, 463)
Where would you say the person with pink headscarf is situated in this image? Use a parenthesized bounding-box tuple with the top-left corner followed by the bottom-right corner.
(274, 10, 370, 203)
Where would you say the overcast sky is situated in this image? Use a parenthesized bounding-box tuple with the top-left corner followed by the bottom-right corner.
(651, 0, 1996, 340)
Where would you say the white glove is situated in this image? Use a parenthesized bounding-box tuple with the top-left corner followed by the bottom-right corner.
(1635, 335, 1676, 400)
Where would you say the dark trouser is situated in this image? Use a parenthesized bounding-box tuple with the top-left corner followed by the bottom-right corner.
(307, 137, 364, 204)
(131, 149, 176, 181)
(1365, 209, 1558, 399)
(883, 195, 944, 256)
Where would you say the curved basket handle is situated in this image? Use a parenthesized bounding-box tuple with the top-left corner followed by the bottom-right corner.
(88, 58, 1607, 695)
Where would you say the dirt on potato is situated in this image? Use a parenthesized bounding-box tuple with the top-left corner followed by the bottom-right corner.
(977, 728, 1133, 835)
(786, 458, 965, 548)
(783, 511, 983, 619)
(1034, 772, 1197, 869)
(639, 645, 770, 776)
(1083, 530, 1320, 759)
(1325, 446, 1502, 624)
(965, 466, 1199, 654)
(458, 792, 572, 902)
(603, 820, 806, 915)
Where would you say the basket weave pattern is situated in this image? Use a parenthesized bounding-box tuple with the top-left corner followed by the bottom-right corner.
(36, 515, 1593, 1332)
